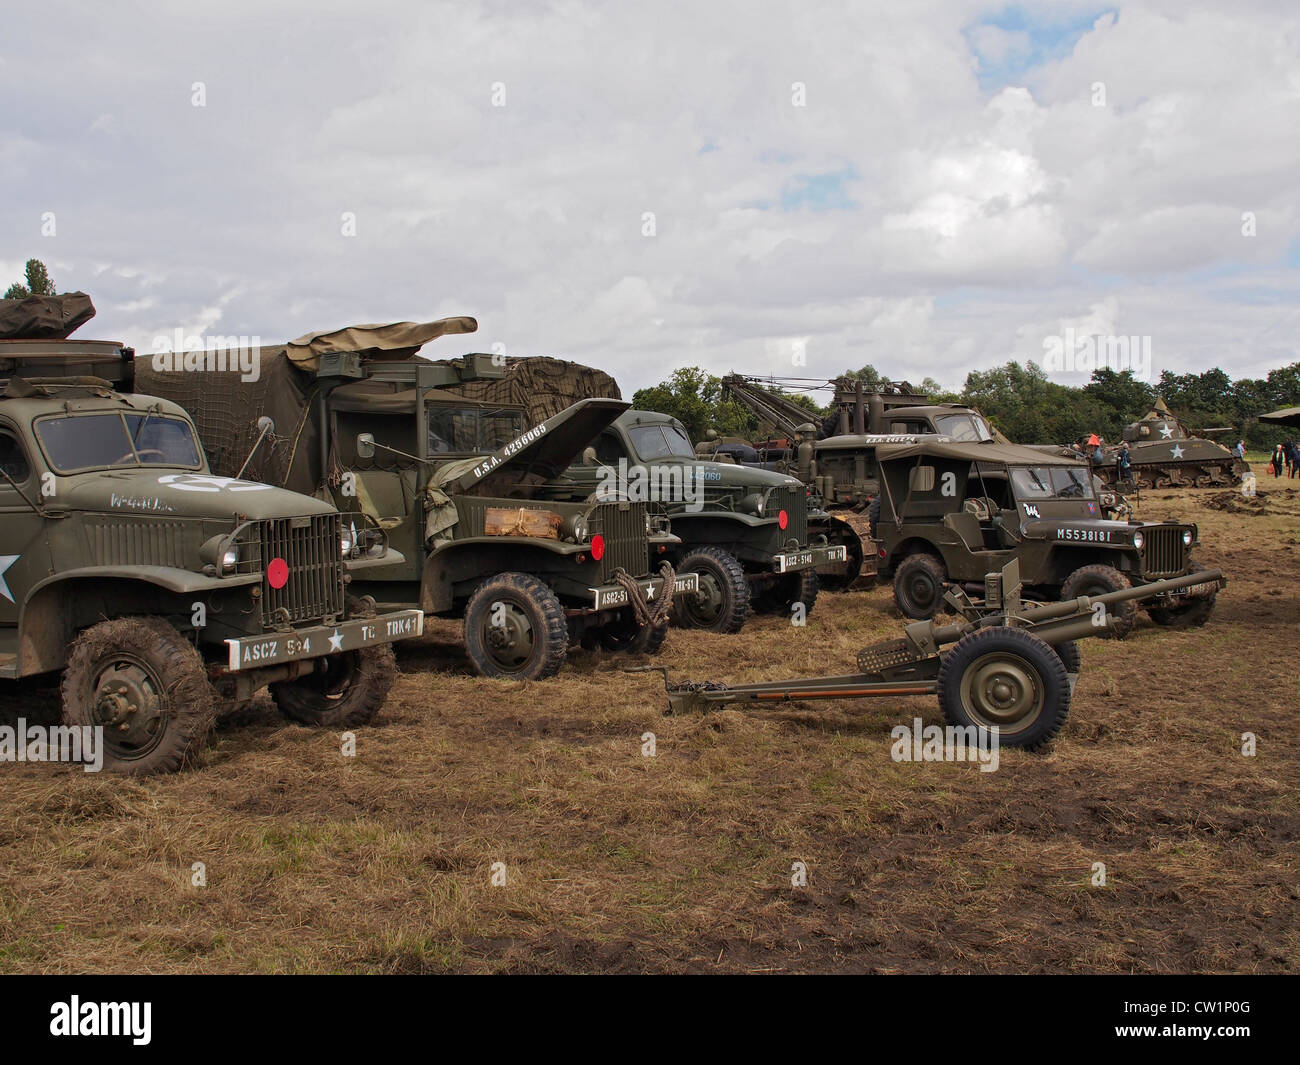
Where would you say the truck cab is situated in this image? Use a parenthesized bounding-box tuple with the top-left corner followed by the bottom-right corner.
(560, 409, 849, 632)
(0, 350, 422, 774)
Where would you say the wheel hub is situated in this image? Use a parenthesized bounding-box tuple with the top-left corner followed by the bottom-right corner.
(484, 602, 535, 668)
(964, 655, 1042, 728)
(686, 573, 723, 623)
(92, 662, 164, 748)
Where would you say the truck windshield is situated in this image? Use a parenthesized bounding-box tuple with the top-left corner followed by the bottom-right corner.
(629, 424, 694, 460)
(35, 413, 202, 472)
(1009, 465, 1095, 500)
(933, 413, 994, 442)
(428, 407, 526, 453)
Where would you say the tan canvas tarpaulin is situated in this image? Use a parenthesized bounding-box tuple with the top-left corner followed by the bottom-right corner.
(284, 317, 478, 369)
(0, 292, 96, 339)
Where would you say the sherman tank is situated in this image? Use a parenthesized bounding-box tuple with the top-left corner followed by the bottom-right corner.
(1042, 399, 1248, 489)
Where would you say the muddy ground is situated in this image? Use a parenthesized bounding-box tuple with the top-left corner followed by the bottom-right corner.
(1, 486, 1296, 973)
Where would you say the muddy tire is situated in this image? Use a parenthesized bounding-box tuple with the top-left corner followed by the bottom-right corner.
(464, 572, 568, 680)
(599, 613, 669, 655)
(1147, 562, 1217, 629)
(893, 552, 947, 620)
(1061, 564, 1136, 639)
(270, 645, 396, 728)
(754, 568, 819, 617)
(937, 626, 1070, 750)
(61, 617, 216, 775)
(671, 547, 749, 633)
(816, 518, 864, 592)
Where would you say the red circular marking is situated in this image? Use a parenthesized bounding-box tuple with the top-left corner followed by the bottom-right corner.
(267, 557, 290, 589)
(778, 509, 789, 530)
(590, 535, 606, 562)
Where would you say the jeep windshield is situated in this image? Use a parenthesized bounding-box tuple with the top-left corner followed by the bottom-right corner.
(933, 413, 994, 443)
(35, 412, 202, 472)
(1009, 465, 1095, 500)
(428, 406, 527, 454)
(629, 424, 694, 461)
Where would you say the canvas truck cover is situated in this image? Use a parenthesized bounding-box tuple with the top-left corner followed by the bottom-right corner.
(0, 293, 96, 339)
(434, 355, 621, 422)
(875, 439, 1093, 468)
(135, 317, 479, 496)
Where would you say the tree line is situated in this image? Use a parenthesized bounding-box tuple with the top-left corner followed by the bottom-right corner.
(632, 361, 1300, 450)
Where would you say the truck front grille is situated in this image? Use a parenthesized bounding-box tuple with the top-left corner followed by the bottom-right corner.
(1140, 526, 1188, 579)
(258, 514, 345, 626)
(768, 486, 807, 545)
(594, 501, 649, 582)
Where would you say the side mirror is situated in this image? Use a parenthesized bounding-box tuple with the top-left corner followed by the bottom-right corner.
(581, 445, 598, 466)
(256, 416, 275, 435)
(357, 433, 376, 460)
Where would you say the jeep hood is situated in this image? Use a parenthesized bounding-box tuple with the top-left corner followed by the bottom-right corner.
(60, 469, 337, 521)
(436, 398, 631, 494)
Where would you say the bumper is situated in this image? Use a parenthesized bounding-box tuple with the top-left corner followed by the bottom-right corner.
(773, 544, 848, 574)
(224, 608, 425, 672)
(591, 573, 700, 611)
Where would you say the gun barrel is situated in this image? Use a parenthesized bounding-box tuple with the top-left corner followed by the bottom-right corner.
(1019, 568, 1225, 624)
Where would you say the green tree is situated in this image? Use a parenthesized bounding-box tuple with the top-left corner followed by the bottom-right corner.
(3, 258, 57, 299)
(631, 367, 757, 442)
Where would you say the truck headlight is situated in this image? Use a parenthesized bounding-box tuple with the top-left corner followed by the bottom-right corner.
(1182, 529, 1193, 546)
(340, 529, 354, 558)
(221, 547, 239, 572)
(563, 515, 589, 543)
(1132, 531, 1144, 550)
(739, 493, 765, 516)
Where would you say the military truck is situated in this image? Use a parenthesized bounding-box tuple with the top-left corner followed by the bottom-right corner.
(0, 334, 423, 775)
(559, 409, 847, 631)
(870, 438, 1217, 637)
(137, 322, 697, 680)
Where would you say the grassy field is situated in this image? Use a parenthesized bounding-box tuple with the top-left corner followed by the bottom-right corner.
(1, 484, 1297, 973)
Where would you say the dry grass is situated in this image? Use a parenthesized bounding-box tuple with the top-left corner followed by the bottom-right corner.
(1, 485, 1297, 973)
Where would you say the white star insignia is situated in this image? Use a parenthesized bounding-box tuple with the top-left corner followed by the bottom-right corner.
(328, 629, 344, 652)
(1171, 444, 1185, 459)
(1159, 423, 1174, 439)
(0, 554, 17, 603)
(645, 585, 655, 600)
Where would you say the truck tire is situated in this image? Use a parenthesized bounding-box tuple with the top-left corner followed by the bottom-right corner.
(599, 613, 669, 655)
(937, 626, 1070, 750)
(464, 572, 569, 679)
(1146, 562, 1217, 629)
(61, 617, 216, 775)
(816, 517, 864, 592)
(1060, 564, 1136, 640)
(270, 646, 397, 728)
(671, 547, 749, 633)
(893, 553, 947, 619)
(1052, 639, 1082, 675)
(754, 568, 819, 617)
(270, 595, 398, 727)
(867, 497, 881, 539)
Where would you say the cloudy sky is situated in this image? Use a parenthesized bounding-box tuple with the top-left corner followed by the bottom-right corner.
(3, 0, 1297, 396)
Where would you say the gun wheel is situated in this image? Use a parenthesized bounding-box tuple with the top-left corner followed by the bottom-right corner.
(937, 627, 1070, 750)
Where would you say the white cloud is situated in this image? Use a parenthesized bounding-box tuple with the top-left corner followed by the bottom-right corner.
(0, 0, 1294, 400)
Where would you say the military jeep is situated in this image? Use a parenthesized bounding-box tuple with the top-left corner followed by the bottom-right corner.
(0, 351, 422, 775)
(559, 409, 847, 633)
(870, 438, 1217, 637)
